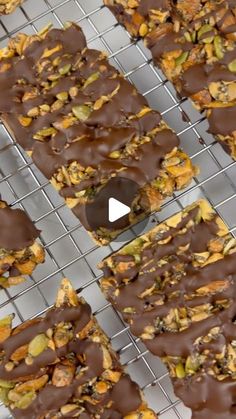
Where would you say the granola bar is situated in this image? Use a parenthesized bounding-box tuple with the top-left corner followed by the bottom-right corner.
(0, 0, 23, 15)
(99, 200, 236, 418)
(104, 0, 236, 159)
(0, 278, 157, 418)
(0, 200, 45, 288)
(0, 23, 197, 245)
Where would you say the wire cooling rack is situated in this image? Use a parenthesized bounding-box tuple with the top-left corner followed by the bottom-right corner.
(0, 0, 236, 417)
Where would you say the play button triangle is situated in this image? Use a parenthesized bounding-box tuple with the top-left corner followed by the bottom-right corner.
(108, 197, 131, 223)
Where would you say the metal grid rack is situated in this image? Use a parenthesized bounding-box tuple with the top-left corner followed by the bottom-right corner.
(0, 0, 236, 417)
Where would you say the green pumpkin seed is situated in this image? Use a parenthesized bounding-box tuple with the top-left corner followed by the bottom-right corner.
(48, 73, 61, 81)
(123, 307, 136, 314)
(8, 390, 21, 402)
(35, 127, 57, 138)
(123, 238, 144, 256)
(0, 277, 9, 286)
(198, 24, 214, 43)
(214, 36, 224, 60)
(176, 362, 186, 378)
(109, 151, 121, 159)
(228, 59, 236, 73)
(0, 380, 14, 389)
(185, 356, 199, 374)
(72, 105, 91, 121)
(184, 32, 192, 43)
(56, 92, 68, 101)
(134, 254, 141, 264)
(83, 72, 100, 89)
(175, 52, 189, 67)
(15, 391, 36, 410)
(59, 63, 72, 75)
(28, 334, 49, 357)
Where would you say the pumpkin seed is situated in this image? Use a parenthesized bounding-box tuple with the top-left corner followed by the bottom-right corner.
(191, 31, 197, 43)
(214, 36, 224, 60)
(56, 92, 68, 101)
(15, 391, 35, 409)
(18, 116, 32, 127)
(0, 380, 14, 389)
(83, 72, 100, 89)
(28, 334, 49, 357)
(176, 362, 186, 378)
(123, 307, 136, 314)
(184, 32, 192, 43)
(175, 51, 189, 66)
(72, 105, 91, 121)
(228, 59, 236, 73)
(185, 356, 199, 374)
(34, 127, 57, 138)
(198, 24, 214, 43)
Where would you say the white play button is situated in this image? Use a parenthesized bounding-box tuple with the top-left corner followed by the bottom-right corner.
(108, 197, 131, 223)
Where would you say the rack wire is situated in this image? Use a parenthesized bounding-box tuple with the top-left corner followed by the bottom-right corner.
(0, 0, 236, 417)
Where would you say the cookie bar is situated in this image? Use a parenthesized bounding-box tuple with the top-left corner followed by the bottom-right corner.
(0, 0, 23, 15)
(104, 0, 236, 158)
(99, 200, 236, 418)
(0, 278, 157, 419)
(0, 23, 197, 245)
(0, 200, 45, 288)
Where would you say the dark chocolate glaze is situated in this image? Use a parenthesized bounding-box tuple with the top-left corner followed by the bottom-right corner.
(101, 203, 236, 418)
(0, 205, 40, 251)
